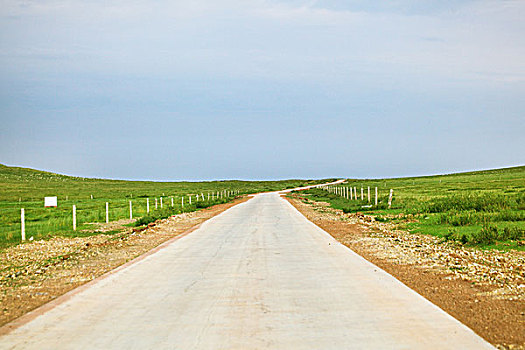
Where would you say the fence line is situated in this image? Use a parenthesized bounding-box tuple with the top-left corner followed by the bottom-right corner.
(11, 189, 243, 242)
(319, 183, 394, 209)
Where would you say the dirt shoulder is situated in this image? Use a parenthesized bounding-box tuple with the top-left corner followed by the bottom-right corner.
(0, 197, 250, 327)
(286, 194, 525, 350)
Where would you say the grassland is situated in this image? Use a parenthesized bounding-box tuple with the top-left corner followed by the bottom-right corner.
(295, 166, 525, 250)
(0, 164, 331, 247)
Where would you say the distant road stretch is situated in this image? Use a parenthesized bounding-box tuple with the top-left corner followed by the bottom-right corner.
(0, 192, 493, 349)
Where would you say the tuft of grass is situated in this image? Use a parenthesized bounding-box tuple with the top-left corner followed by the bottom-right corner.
(472, 225, 499, 245)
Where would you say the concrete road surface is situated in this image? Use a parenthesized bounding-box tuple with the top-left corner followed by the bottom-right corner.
(0, 193, 494, 349)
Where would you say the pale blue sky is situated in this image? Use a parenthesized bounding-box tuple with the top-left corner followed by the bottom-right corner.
(1, 0, 524, 180)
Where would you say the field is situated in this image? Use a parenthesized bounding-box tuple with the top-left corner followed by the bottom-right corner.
(296, 166, 525, 250)
(0, 164, 330, 247)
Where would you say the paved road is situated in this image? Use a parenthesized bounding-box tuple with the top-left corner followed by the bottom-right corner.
(0, 193, 493, 349)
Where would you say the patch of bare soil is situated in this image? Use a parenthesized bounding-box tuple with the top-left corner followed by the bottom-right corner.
(286, 194, 525, 350)
(0, 197, 249, 327)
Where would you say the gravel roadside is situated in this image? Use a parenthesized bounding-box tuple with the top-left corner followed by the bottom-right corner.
(286, 194, 525, 350)
(0, 197, 249, 327)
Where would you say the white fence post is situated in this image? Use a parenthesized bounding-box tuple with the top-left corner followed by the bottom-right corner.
(106, 202, 109, 223)
(368, 186, 370, 203)
(129, 201, 133, 219)
(349, 187, 353, 200)
(354, 187, 357, 200)
(388, 189, 394, 209)
(171, 197, 174, 207)
(21, 208, 25, 241)
(160, 197, 163, 208)
(189, 196, 192, 205)
(155, 198, 158, 209)
(182, 197, 184, 207)
(375, 187, 378, 206)
(147, 198, 150, 213)
(361, 187, 364, 201)
(73, 205, 77, 231)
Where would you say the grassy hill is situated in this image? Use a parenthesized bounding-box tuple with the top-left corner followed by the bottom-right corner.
(296, 165, 525, 250)
(0, 164, 330, 247)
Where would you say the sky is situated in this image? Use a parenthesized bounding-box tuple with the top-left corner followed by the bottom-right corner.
(1, 0, 524, 181)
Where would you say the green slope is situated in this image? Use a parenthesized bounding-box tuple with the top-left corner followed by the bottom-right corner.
(0, 164, 331, 247)
(298, 165, 525, 250)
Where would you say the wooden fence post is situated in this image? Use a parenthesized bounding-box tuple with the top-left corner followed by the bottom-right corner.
(73, 205, 77, 231)
(388, 189, 394, 209)
(21, 208, 25, 241)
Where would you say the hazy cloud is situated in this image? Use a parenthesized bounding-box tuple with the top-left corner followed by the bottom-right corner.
(0, 0, 523, 179)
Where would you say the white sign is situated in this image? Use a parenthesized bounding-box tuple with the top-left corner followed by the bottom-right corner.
(44, 196, 57, 207)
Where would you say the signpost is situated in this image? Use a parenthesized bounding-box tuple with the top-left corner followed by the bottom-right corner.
(44, 197, 57, 207)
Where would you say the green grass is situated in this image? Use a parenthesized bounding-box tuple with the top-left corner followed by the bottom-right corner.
(295, 165, 525, 250)
(0, 164, 332, 248)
